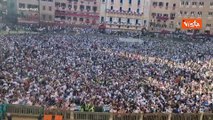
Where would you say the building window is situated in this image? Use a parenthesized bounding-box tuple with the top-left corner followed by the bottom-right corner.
(138, 0, 140, 5)
(159, 2, 163, 7)
(206, 24, 211, 27)
(86, 6, 91, 11)
(43, 6, 46, 10)
(198, 11, 202, 16)
(184, 11, 187, 15)
(110, 17, 112, 22)
(120, 7, 122, 11)
(61, 16, 65, 20)
(19, 3, 25, 8)
(137, 9, 140, 13)
(128, 8, 131, 12)
(185, 2, 189, 5)
(129, 0, 132, 4)
(153, 2, 157, 6)
(211, 2, 213, 6)
(127, 19, 130, 24)
(110, 6, 113, 10)
(102, 0, 105, 3)
(136, 19, 138, 25)
(74, 5, 77, 11)
(73, 17, 77, 21)
(118, 18, 121, 23)
(199, 2, 204, 6)
(157, 13, 162, 17)
(120, 0, 123, 4)
(192, 2, 197, 6)
(163, 14, 168, 17)
(191, 11, 195, 15)
(170, 13, 175, 19)
(209, 12, 213, 16)
(165, 3, 169, 9)
(49, 15, 52, 21)
(80, 5, 84, 11)
(152, 13, 156, 16)
(101, 17, 104, 22)
(93, 7, 97, 12)
(144, 20, 147, 25)
(173, 4, 176, 9)
(79, 18, 84, 22)
(49, 6, 52, 11)
(68, 5, 72, 10)
(67, 17, 71, 20)
(61, 3, 66, 9)
(111, 0, 114, 3)
(181, 1, 184, 6)
(55, 2, 60, 7)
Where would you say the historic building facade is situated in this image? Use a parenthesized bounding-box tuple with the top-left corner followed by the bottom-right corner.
(11, 0, 100, 26)
(148, 0, 177, 32)
(54, 0, 100, 26)
(6, 0, 213, 33)
(175, 0, 213, 34)
(16, 0, 39, 24)
(100, 0, 146, 31)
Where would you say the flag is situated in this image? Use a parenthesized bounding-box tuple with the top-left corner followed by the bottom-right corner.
(55, 115, 63, 120)
(44, 115, 52, 120)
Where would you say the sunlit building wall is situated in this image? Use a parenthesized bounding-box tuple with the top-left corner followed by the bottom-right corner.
(148, 0, 177, 32)
(175, 0, 213, 34)
(100, 0, 146, 31)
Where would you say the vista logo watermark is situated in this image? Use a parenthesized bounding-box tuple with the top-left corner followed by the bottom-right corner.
(182, 19, 202, 29)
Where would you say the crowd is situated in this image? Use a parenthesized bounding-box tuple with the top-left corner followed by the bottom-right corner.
(0, 28, 212, 114)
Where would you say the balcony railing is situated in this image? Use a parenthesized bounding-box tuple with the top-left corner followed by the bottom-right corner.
(55, 10, 99, 18)
(18, 16, 39, 23)
(106, 9, 143, 16)
(156, 16, 169, 21)
(1, 104, 213, 120)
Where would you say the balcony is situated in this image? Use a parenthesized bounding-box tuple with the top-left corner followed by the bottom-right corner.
(55, 10, 99, 18)
(106, 9, 143, 16)
(156, 16, 169, 21)
(18, 8, 38, 12)
(18, 16, 39, 24)
(170, 17, 175, 20)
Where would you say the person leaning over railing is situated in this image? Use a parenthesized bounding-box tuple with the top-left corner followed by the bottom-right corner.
(80, 103, 94, 112)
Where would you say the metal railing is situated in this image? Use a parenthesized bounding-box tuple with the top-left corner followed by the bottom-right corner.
(1, 104, 213, 120)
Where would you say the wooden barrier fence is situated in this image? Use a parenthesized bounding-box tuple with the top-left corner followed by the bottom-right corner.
(1, 104, 213, 120)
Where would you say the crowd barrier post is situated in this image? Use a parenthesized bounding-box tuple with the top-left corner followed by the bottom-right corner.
(109, 113, 113, 120)
(139, 113, 143, 120)
(168, 113, 171, 120)
(199, 113, 203, 120)
(70, 111, 74, 120)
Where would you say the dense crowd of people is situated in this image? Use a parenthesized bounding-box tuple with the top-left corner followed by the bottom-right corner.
(0, 28, 212, 114)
